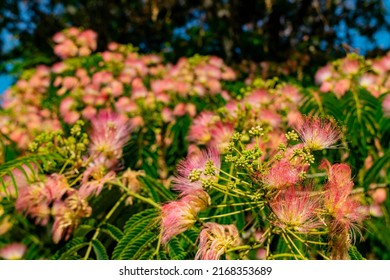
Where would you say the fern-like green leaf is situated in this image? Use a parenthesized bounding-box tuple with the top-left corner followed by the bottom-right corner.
(363, 151, 390, 190)
(113, 209, 160, 260)
(74, 225, 95, 238)
(92, 239, 109, 260)
(140, 175, 175, 202)
(167, 237, 187, 260)
(0, 153, 63, 197)
(100, 223, 124, 242)
(123, 208, 159, 232)
(52, 237, 88, 260)
(132, 231, 159, 259)
(115, 223, 159, 260)
(137, 248, 156, 260)
(348, 245, 366, 260)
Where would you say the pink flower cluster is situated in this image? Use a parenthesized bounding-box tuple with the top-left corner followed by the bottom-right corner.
(16, 173, 91, 243)
(155, 56, 236, 98)
(0, 66, 61, 149)
(320, 159, 366, 259)
(53, 27, 97, 59)
(270, 187, 321, 233)
(195, 222, 241, 260)
(315, 52, 390, 98)
(79, 110, 131, 198)
(161, 148, 221, 243)
(1, 29, 237, 154)
(188, 82, 302, 155)
(0, 243, 27, 260)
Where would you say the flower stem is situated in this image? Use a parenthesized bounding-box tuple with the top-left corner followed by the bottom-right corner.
(210, 201, 260, 208)
(111, 181, 161, 209)
(84, 194, 127, 260)
(268, 253, 305, 260)
(200, 206, 258, 220)
(282, 231, 306, 259)
(218, 168, 251, 186)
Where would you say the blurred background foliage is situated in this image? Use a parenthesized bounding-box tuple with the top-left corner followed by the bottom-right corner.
(1, 0, 390, 74)
(0, 0, 389, 261)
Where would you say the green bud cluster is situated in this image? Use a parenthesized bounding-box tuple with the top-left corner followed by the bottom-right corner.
(28, 122, 89, 173)
(204, 160, 216, 176)
(249, 126, 264, 137)
(285, 131, 299, 142)
(201, 178, 216, 190)
(188, 169, 202, 182)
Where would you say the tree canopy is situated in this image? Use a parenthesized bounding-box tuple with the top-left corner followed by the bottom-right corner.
(1, 0, 389, 72)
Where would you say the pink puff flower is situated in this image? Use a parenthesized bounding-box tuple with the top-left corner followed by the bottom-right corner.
(0, 243, 27, 260)
(60, 97, 80, 124)
(79, 157, 116, 198)
(341, 58, 360, 75)
(54, 39, 78, 59)
(382, 94, 390, 117)
(81, 105, 97, 120)
(295, 116, 342, 151)
(320, 160, 366, 237)
(161, 190, 210, 244)
(173, 147, 221, 195)
(270, 187, 321, 232)
(173, 103, 187, 116)
(42, 174, 70, 202)
(89, 110, 132, 167)
(264, 160, 303, 189)
(315, 64, 332, 84)
(52, 193, 91, 243)
(187, 111, 217, 145)
(209, 122, 235, 153)
(195, 222, 241, 260)
(333, 79, 350, 98)
(161, 107, 174, 123)
(53, 32, 66, 43)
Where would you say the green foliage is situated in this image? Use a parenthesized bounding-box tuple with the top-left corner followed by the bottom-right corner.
(100, 223, 124, 242)
(362, 151, 390, 190)
(0, 153, 63, 197)
(92, 239, 109, 260)
(166, 238, 187, 260)
(139, 175, 174, 202)
(348, 245, 366, 260)
(52, 237, 89, 260)
(300, 86, 384, 178)
(112, 209, 160, 260)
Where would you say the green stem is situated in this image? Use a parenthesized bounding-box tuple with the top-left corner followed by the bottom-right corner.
(306, 231, 329, 235)
(318, 251, 330, 260)
(218, 168, 251, 186)
(283, 231, 306, 259)
(351, 86, 362, 123)
(210, 201, 259, 208)
(281, 233, 299, 260)
(286, 229, 328, 246)
(268, 253, 305, 260)
(199, 206, 258, 220)
(69, 172, 84, 187)
(59, 158, 71, 175)
(226, 228, 270, 253)
(214, 182, 252, 197)
(111, 181, 161, 209)
(154, 231, 163, 258)
(210, 184, 244, 198)
(84, 194, 127, 260)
